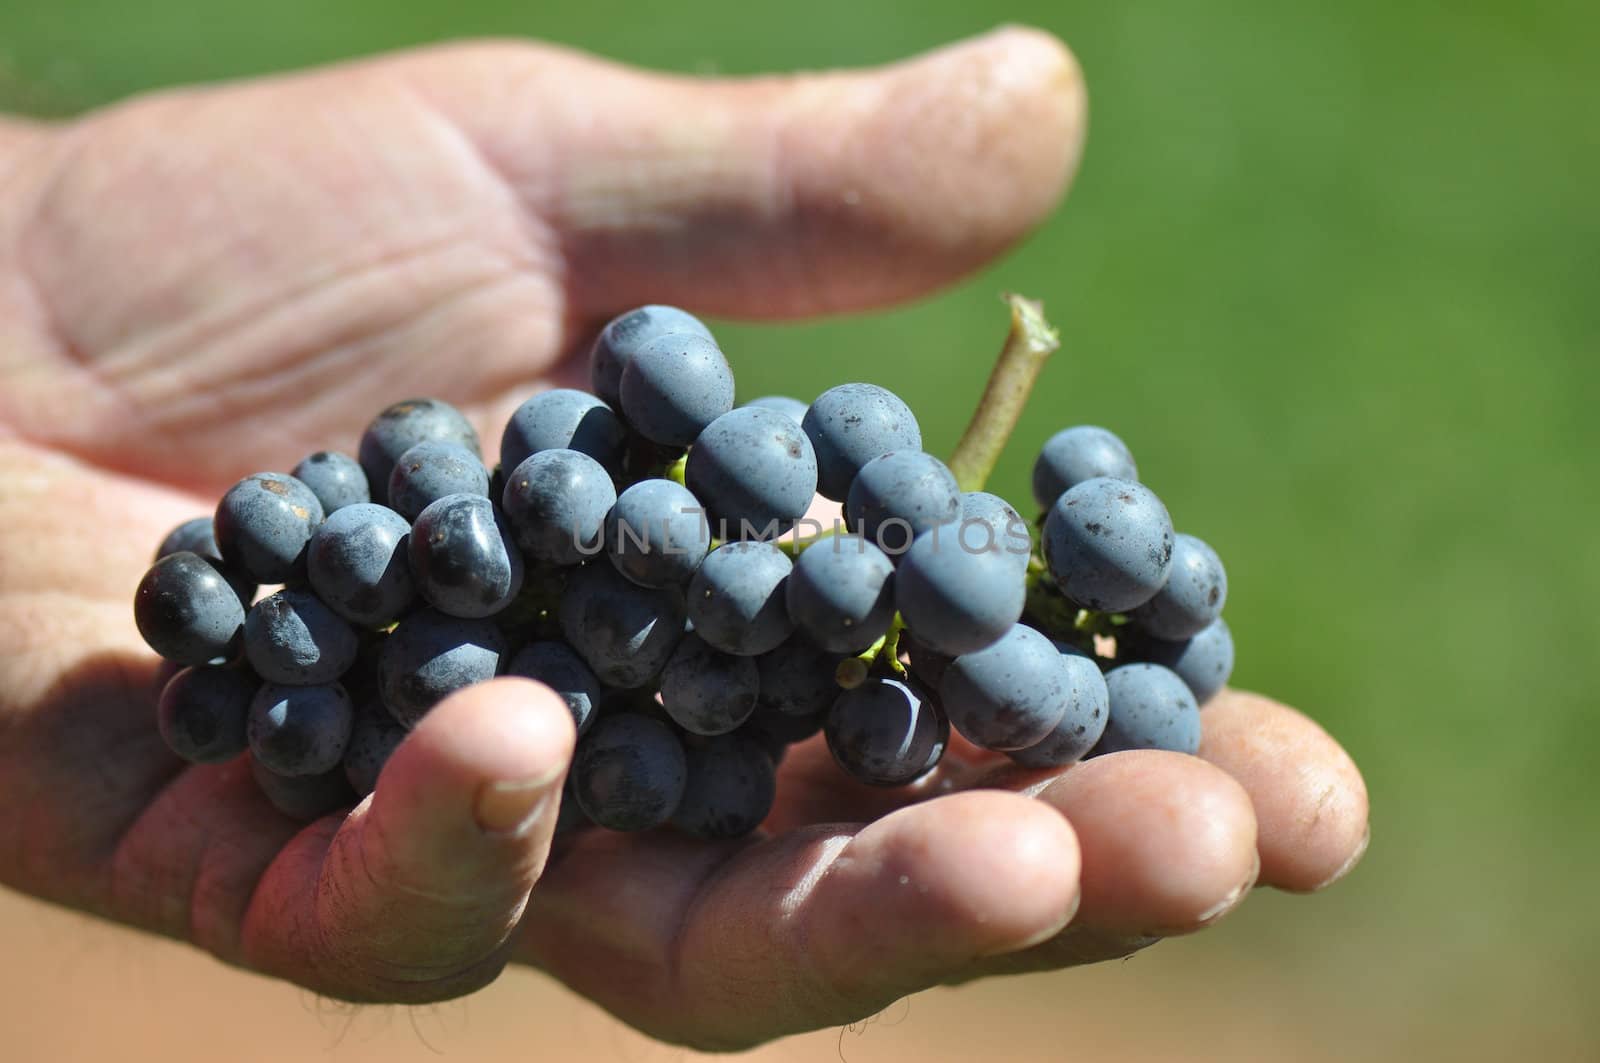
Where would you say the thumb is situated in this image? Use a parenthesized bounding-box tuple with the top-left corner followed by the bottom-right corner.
(241, 677, 575, 1002)
(402, 26, 1087, 319)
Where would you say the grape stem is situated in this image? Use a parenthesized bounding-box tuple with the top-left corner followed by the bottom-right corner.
(947, 293, 1061, 493)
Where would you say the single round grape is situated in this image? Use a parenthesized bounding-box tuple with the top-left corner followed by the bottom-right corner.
(387, 440, 489, 522)
(506, 640, 602, 736)
(940, 624, 1070, 751)
(845, 450, 961, 556)
(251, 757, 357, 822)
(958, 491, 1033, 572)
(589, 305, 713, 409)
(155, 516, 222, 563)
(214, 472, 325, 583)
(672, 734, 777, 839)
(1032, 425, 1139, 510)
(1042, 477, 1175, 613)
(408, 493, 524, 618)
(134, 551, 247, 665)
(379, 609, 505, 727)
(604, 478, 710, 589)
(1008, 645, 1111, 768)
(619, 331, 736, 446)
(501, 449, 616, 567)
(1096, 663, 1201, 755)
(558, 561, 686, 689)
(247, 681, 355, 776)
(358, 397, 481, 504)
(785, 535, 896, 653)
(753, 641, 843, 718)
(660, 634, 760, 736)
(1119, 617, 1234, 706)
(342, 699, 408, 797)
(742, 394, 808, 425)
(801, 383, 923, 501)
(825, 677, 947, 787)
(244, 588, 359, 686)
(291, 450, 370, 514)
(305, 502, 414, 627)
(895, 524, 1024, 656)
(684, 406, 817, 540)
(157, 664, 256, 763)
(571, 713, 688, 832)
(686, 541, 794, 656)
(1129, 532, 1228, 640)
(499, 387, 629, 478)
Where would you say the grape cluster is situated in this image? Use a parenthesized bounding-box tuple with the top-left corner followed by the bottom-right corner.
(134, 304, 1234, 837)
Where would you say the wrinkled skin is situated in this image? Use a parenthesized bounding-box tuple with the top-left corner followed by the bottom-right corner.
(0, 28, 1368, 1052)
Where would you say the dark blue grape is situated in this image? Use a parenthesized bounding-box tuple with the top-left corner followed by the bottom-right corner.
(1043, 477, 1174, 613)
(743, 395, 808, 425)
(558, 561, 686, 689)
(155, 516, 222, 563)
(379, 608, 505, 726)
(1008, 645, 1111, 768)
(1095, 663, 1201, 755)
(408, 493, 524, 618)
(1129, 533, 1228, 640)
(387, 440, 489, 522)
(342, 700, 408, 797)
(845, 450, 961, 556)
(214, 472, 325, 583)
(604, 479, 710, 588)
(135, 551, 247, 665)
(660, 634, 759, 735)
(786, 535, 895, 653)
(940, 624, 1070, 751)
(251, 757, 356, 822)
(244, 588, 359, 685)
(825, 677, 947, 786)
(571, 713, 688, 831)
(590, 305, 713, 408)
(684, 406, 817, 540)
(507, 640, 602, 736)
(291, 450, 370, 514)
(358, 397, 481, 503)
(686, 541, 793, 656)
(501, 449, 616, 567)
(672, 734, 777, 839)
(619, 332, 736, 446)
(247, 681, 354, 776)
(895, 523, 1024, 656)
(753, 641, 843, 718)
(1032, 425, 1139, 510)
(801, 383, 923, 501)
(958, 491, 1033, 572)
(157, 664, 255, 763)
(1120, 618, 1234, 706)
(305, 503, 414, 627)
(499, 388, 629, 478)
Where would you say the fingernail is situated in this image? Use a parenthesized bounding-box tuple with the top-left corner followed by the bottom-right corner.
(1194, 850, 1261, 927)
(473, 766, 564, 837)
(1312, 824, 1370, 891)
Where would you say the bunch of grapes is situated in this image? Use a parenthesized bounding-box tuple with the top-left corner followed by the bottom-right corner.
(134, 299, 1233, 837)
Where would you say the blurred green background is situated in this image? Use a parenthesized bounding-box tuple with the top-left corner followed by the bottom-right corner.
(2, 1, 1595, 1059)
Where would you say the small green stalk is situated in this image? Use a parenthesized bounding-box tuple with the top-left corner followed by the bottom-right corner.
(947, 293, 1061, 493)
(833, 615, 907, 688)
(664, 454, 687, 486)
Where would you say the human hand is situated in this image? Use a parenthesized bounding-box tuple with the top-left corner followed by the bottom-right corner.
(0, 27, 1368, 1051)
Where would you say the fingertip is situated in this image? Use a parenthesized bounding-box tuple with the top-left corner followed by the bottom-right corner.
(1044, 751, 1260, 935)
(1199, 690, 1371, 892)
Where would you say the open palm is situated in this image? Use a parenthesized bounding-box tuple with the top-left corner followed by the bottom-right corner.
(0, 29, 1368, 1051)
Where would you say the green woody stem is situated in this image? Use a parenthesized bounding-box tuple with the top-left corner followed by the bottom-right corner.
(946, 294, 1061, 493)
